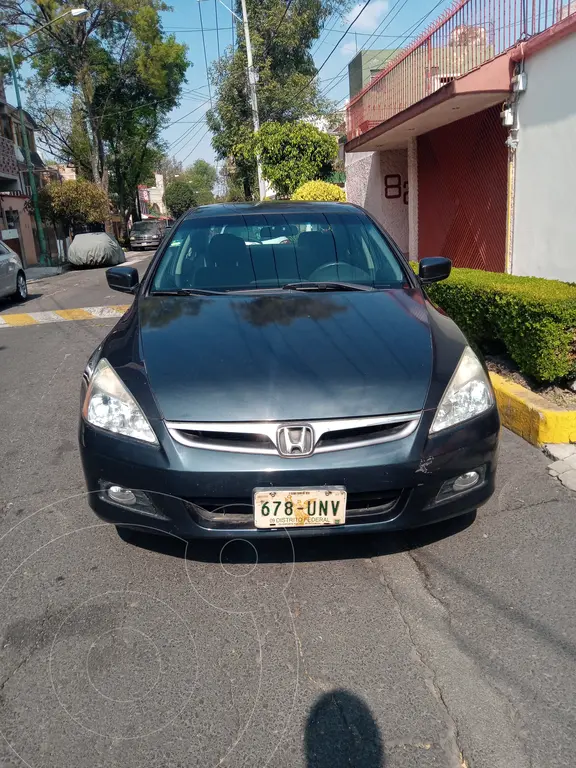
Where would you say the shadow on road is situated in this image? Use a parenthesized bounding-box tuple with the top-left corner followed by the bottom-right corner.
(117, 511, 476, 564)
(305, 689, 384, 767)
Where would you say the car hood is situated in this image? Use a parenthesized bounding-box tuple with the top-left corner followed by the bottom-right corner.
(138, 291, 434, 422)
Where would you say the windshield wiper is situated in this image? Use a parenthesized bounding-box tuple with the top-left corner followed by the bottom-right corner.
(282, 281, 374, 292)
(150, 288, 225, 296)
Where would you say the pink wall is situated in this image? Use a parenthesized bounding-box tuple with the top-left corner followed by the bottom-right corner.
(0, 195, 39, 266)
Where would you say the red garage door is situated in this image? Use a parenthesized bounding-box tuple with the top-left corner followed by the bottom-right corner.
(417, 105, 508, 272)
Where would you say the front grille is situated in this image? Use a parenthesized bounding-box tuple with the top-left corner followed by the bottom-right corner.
(167, 413, 420, 456)
(183, 489, 403, 529)
(177, 429, 276, 453)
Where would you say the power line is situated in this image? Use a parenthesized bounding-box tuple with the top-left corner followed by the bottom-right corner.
(311, 11, 341, 57)
(262, 0, 294, 58)
(296, 0, 374, 99)
(198, 1, 213, 108)
(164, 25, 234, 31)
(320, 0, 446, 103)
(179, 126, 211, 165)
(214, 0, 221, 59)
(163, 99, 211, 130)
(314, 0, 415, 103)
(168, 116, 207, 151)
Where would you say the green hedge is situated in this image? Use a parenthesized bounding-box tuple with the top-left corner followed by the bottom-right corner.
(414, 266, 576, 384)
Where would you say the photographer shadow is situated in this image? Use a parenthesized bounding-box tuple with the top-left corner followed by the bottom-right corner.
(305, 689, 384, 767)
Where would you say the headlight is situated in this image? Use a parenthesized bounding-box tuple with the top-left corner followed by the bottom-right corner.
(430, 347, 494, 434)
(130, 236, 135, 240)
(82, 359, 157, 444)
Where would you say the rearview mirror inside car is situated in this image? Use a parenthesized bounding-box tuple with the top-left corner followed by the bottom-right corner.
(106, 266, 139, 294)
(418, 257, 452, 284)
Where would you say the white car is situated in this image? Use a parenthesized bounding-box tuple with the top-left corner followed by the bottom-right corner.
(0, 240, 27, 302)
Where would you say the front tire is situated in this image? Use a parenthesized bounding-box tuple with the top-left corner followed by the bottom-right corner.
(13, 271, 27, 302)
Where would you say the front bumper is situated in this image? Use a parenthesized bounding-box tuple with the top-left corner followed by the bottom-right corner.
(130, 240, 159, 248)
(79, 407, 500, 539)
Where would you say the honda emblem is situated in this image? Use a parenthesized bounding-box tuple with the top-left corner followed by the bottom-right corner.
(276, 425, 315, 457)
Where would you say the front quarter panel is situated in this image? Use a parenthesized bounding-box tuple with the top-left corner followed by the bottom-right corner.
(424, 298, 469, 411)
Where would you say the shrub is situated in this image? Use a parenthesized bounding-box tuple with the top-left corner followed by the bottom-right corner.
(418, 266, 576, 383)
(292, 180, 346, 202)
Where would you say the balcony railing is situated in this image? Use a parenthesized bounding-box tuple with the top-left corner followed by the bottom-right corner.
(347, 0, 575, 140)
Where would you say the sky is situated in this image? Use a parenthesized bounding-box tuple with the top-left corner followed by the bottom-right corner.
(158, 0, 454, 171)
(7, 0, 454, 173)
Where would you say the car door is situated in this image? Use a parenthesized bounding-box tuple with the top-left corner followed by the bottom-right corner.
(0, 242, 13, 297)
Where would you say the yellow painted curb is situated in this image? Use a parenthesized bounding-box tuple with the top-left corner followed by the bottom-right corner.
(490, 372, 576, 446)
(2, 313, 38, 326)
(55, 308, 94, 321)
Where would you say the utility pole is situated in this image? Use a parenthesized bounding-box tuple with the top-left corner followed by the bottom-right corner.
(239, 0, 266, 200)
(205, 0, 266, 200)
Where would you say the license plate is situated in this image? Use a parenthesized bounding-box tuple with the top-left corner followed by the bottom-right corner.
(253, 488, 346, 529)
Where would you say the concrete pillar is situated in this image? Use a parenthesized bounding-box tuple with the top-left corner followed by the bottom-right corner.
(407, 137, 418, 262)
(345, 149, 408, 255)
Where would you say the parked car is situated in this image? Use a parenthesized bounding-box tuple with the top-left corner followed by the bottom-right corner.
(0, 240, 27, 302)
(129, 219, 173, 250)
(68, 232, 126, 267)
(79, 202, 499, 541)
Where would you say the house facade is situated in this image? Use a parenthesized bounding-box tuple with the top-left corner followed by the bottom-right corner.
(0, 79, 48, 266)
(345, 0, 576, 281)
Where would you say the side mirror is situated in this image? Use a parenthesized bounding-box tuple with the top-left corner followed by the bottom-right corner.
(418, 257, 452, 284)
(106, 266, 139, 294)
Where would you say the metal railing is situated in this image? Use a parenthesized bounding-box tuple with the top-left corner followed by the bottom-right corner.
(347, 0, 575, 139)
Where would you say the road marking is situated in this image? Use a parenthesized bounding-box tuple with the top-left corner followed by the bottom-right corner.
(55, 308, 96, 321)
(2, 313, 38, 326)
(0, 305, 130, 328)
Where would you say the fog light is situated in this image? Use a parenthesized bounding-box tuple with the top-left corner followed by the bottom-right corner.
(107, 485, 136, 506)
(452, 471, 480, 492)
(435, 466, 485, 503)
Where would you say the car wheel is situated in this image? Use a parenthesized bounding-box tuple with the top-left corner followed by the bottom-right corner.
(13, 271, 28, 302)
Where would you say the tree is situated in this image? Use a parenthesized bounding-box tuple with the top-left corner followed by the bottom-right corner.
(179, 159, 217, 205)
(165, 180, 197, 218)
(35, 179, 110, 232)
(156, 155, 184, 186)
(207, 0, 349, 199)
(239, 121, 338, 197)
(0, 0, 187, 230)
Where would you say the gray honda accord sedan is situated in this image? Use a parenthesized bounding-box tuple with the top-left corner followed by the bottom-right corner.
(79, 202, 499, 539)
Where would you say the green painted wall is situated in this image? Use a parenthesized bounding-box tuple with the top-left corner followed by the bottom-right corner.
(348, 50, 397, 99)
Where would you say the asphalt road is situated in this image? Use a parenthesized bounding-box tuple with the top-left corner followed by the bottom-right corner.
(0, 263, 575, 768)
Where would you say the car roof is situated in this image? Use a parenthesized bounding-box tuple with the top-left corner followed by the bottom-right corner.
(184, 201, 360, 218)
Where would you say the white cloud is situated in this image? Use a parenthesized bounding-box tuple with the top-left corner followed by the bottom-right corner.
(344, 0, 389, 33)
(340, 41, 358, 57)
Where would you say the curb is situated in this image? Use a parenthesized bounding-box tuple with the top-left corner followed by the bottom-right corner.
(26, 264, 70, 281)
(490, 371, 576, 446)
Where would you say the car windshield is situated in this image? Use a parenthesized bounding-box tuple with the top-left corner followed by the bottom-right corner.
(132, 221, 160, 234)
(151, 211, 406, 293)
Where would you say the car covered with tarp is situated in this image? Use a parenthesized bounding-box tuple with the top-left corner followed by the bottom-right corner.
(68, 233, 126, 267)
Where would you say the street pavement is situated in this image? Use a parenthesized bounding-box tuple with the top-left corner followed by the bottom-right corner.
(0, 260, 575, 768)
